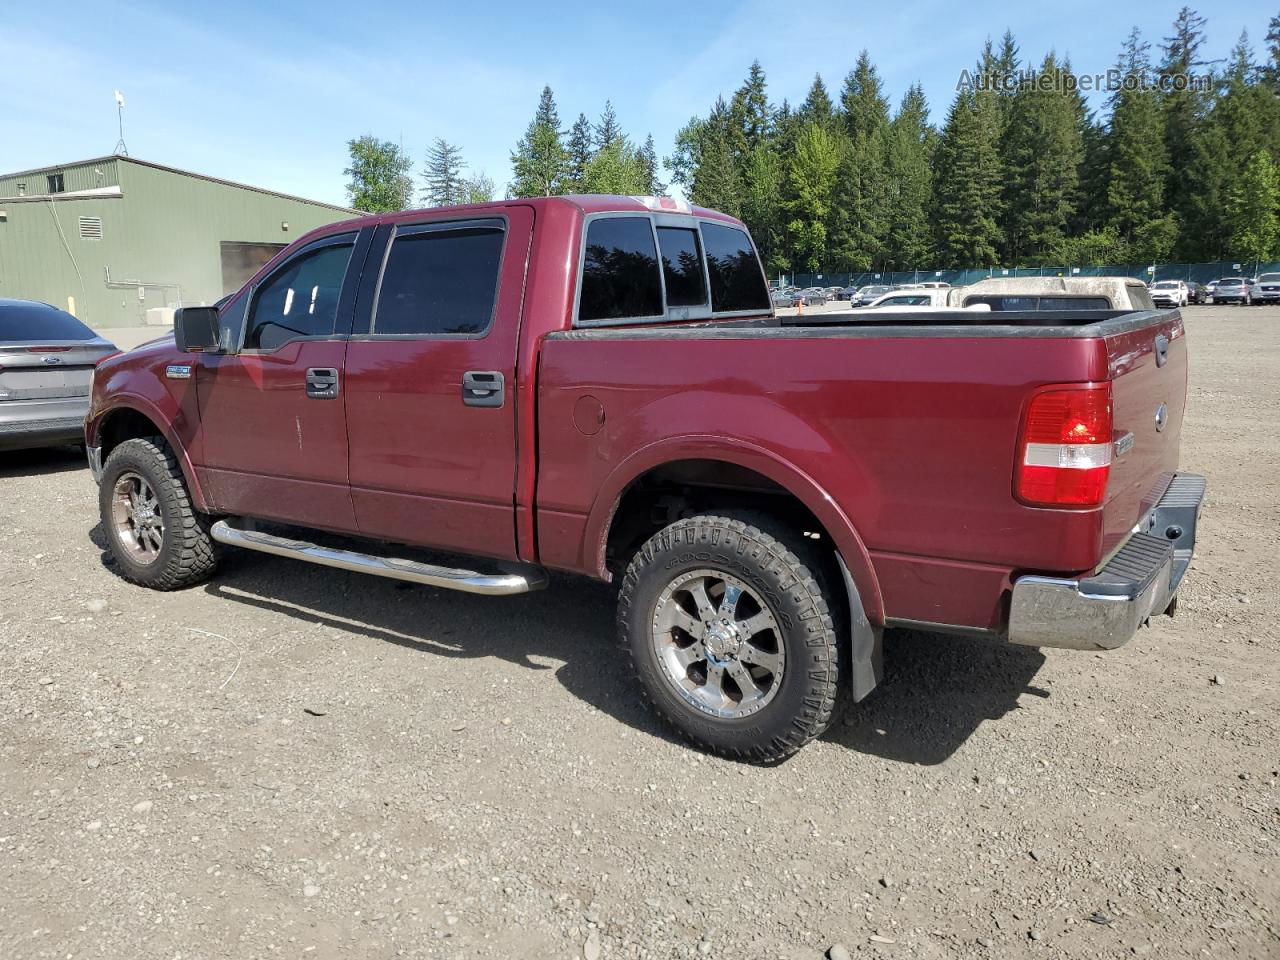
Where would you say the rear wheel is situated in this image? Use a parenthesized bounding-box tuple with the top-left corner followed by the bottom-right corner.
(99, 436, 219, 590)
(617, 514, 842, 762)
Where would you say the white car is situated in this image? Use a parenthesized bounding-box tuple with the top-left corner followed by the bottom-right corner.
(1149, 280, 1190, 308)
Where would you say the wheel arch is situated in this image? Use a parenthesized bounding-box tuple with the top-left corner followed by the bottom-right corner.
(591, 438, 885, 628)
(91, 400, 210, 512)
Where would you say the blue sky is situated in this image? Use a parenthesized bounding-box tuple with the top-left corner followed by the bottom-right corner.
(0, 1, 1265, 206)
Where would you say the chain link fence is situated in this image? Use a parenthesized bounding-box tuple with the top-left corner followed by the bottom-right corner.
(782, 261, 1280, 289)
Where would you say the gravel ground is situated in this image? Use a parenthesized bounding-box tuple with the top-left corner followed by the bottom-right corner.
(1, 306, 1276, 960)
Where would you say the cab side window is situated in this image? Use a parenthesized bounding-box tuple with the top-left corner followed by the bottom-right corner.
(373, 223, 505, 336)
(245, 240, 355, 351)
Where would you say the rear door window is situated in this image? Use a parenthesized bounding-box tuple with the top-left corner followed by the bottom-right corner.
(701, 222, 770, 313)
(579, 217, 663, 322)
(373, 221, 505, 336)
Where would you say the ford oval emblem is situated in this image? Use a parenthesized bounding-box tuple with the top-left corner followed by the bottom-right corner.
(41, 356, 62, 365)
(1155, 402, 1168, 432)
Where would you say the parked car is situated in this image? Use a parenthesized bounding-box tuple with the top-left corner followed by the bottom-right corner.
(1185, 281, 1204, 304)
(1204, 279, 1220, 299)
(1149, 280, 1190, 308)
(0, 299, 118, 452)
(852, 284, 893, 306)
(863, 290, 946, 309)
(86, 194, 1204, 762)
(792, 286, 829, 306)
(1211, 277, 1253, 304)
(770, 289, 793, 308)
(1251, 272, 1280, 304)
(955, 276, 1156, 311)
(834, 285, 861, 301)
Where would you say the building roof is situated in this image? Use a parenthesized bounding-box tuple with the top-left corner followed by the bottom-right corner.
(0, 155, 355, 213)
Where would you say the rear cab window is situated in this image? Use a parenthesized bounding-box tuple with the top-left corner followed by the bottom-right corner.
(575, 213, 769, 326)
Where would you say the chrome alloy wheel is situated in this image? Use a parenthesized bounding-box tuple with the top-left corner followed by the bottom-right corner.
(651, 569, 785, 718)
(110, 471, 164, 564)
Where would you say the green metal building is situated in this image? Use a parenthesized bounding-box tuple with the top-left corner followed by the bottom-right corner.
(0, 156, 356, 328)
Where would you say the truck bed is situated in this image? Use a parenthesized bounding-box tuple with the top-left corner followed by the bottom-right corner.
(536, 307, 1186, 633)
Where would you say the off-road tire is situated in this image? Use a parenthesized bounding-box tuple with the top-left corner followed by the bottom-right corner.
(617, 514, 841, 762)
(99, 436, 220, 590)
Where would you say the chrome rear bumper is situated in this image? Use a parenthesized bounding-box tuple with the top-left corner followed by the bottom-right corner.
(1009, 473, 1205, 651)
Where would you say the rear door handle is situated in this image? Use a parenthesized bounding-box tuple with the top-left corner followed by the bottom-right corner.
(462, 371, 505, 408)
(306, 367, 339, 399)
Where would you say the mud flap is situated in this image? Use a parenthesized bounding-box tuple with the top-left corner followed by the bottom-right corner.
(837, 554, 883, 701)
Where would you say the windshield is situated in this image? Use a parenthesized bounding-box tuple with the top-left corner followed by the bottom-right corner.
(1257, 274, 1280, 282)
(1153, 282, 1178, 288)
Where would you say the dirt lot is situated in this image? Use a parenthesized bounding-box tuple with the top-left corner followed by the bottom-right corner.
(1, 306, 1277, 960)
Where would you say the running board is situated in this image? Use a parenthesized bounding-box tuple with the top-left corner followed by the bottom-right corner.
(209, 520, 548, 596)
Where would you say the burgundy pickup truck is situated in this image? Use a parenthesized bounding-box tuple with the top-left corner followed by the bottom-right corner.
(86, 195, 1204, 761)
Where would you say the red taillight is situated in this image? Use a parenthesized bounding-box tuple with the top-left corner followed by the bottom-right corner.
(24, 345, 72, 352)
(1015, 385, 1113, 508)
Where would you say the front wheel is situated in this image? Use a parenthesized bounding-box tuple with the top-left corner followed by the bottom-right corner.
(617, 514, 842, 761)
(99, 436, 220, 590)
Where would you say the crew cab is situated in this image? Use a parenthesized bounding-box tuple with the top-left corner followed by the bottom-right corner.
(86, 195, 1204, 761)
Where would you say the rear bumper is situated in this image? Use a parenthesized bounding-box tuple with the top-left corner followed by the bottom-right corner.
(0, 397, 90, 451)
(1008, 473, 1205, 651)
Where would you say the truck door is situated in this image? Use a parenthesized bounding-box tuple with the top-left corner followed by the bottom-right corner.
(342, 207, 533, 560)
(195, 229, 371, 528)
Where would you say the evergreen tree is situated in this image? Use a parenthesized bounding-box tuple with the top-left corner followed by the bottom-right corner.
(421, 138, 466, 206)
(741, 145, 787, 275)
(883, 84, 934, 268)
(343, 135, 414, 212)
(1226, 150, 1280, 262)
(638, 134, 666, 195)
(583, 140, 650, 195)
(595, 101, 624, 151)
(689, 105, 742, 216)
(1001, 54, 1085, 263)
(666, 116, 706, 194)
(1262, 12, 1280, 92)
(932, 87, 1004, 267)
(797, 75, 836, 129)
(510, 86, 568, 197)
(566, 113, 594, 192)
(1160, 7, 1212, 258)
(832, 51, 890, 268)
(1105, 28, 1177, 261)
(785, 123, 842, 271)
(733, 60, 773, 151)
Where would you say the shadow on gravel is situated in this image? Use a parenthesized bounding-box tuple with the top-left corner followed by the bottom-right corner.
(821, 628, 1047, 764)
(0, 445, 86, 478)
(88, 525, 1048, 763)
(198, 551, 687, 749)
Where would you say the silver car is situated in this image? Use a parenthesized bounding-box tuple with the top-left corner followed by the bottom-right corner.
(1252, 272, 1280, 304)
(0, 299, 118, 451)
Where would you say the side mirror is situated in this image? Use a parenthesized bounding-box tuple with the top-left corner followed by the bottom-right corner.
(174, 306, 220, 352)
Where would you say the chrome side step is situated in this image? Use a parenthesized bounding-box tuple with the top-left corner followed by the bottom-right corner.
(209, 519, 548, 596)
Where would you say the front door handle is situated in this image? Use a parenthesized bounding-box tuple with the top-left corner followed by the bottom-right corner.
(306, 367, 339, 399)
(462, 370, 504, 408)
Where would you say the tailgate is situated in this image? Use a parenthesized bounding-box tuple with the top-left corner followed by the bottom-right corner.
(1100, 311, 1187, 561)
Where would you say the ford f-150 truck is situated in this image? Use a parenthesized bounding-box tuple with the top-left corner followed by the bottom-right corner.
(86, 195, 1204, 761)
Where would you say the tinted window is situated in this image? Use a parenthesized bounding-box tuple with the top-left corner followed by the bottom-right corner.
(580, 217, 662, 321)
(245, 241, 354, 350)
(882, 295, 931, 306)
(1258, 274, 1280, 282)
(1039, 296, 1111, 310)
(701, 223, 769, 312)
(0, 301, 95, 341)
(374, 225, 504, 336)
(656, 227, 706, 307)
(964, 295, 1036, 311)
